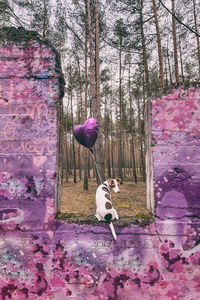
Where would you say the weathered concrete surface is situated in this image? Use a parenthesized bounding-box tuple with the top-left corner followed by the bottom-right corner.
(0, 28, 200, 300)
(151, 87, 200, 223)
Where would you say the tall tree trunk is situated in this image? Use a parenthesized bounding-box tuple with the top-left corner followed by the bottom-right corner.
(167, 41, 173, 84)
(116, 105, 120, 177)
(178, 35, 184, 82)
(69, 134, 72, 175)
(107, 133, 111, 178)
(78, 109, 82, 180)
(94, 0, 105, 184)
(106, 108, 111, 179)
(128, 63, 137, 183)
(68, 92, 72, 176)
(42, 0, 47, 39)
(140, 1, 150, 96)
(164, 47, 169, 87)
(172, 0, 179, 83)
(123, 132, 126, 178)
(104, 106, 111, 178)
(77, 57, 83, 122)
(87, 0, 101, 184)
(111, 138, 115, 178)
(110, 107, 115, 178)
(193, 0, 200, 79)
(84, 4, 88, 190)
(137, 94, 145, 182)
(119, 41, 123, 184)
(65, 128, 69, 182)
(65, 109, 69, 182)
(71, 92, 76, 183)
(77, 58, 83, 180)
(152, 0, 164, 91)
(88, 155, 91, 178)
(87, 0, 96, 108)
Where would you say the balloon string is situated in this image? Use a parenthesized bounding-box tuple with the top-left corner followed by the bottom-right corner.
(89, 148, 103, 184)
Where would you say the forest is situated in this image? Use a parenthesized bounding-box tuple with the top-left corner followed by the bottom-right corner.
(1, 0, 200, 218)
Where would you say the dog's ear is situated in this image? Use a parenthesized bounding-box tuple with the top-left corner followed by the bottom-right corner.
(108, 178, 115, 187)
(116, 178, 122, 184)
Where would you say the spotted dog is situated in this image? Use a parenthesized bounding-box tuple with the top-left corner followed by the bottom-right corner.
(95, 178, 120, 223)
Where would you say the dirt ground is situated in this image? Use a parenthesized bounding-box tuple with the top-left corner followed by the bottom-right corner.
(57, 176, 153, 225)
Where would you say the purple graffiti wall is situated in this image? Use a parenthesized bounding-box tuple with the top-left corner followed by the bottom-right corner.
(0, 28, 200, 300)
(151, 86, 200, 245)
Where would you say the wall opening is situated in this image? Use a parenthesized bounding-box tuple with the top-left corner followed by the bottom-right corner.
(56, 104, 153, 226)
(56, 84, 200, 226)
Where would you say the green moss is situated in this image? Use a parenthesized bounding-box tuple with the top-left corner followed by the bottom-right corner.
(0, 27, 40, 43)
(55, 211, 154, 227)
(135, 212, 153, 220)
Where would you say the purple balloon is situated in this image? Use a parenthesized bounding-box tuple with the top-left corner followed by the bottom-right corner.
(73, 118, 98, 148)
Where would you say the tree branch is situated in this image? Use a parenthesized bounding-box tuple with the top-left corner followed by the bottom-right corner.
(3, 2, 24, 27)
(66, 23, 84, 46)
(103, 36, 141, 54)
(143, 15, 154, 24)
(159, 0, 200, 37)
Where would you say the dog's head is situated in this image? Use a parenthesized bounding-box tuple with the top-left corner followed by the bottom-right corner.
(107, 178, 121, 193)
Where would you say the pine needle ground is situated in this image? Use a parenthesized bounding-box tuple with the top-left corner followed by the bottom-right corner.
(58, 177, 153, 225)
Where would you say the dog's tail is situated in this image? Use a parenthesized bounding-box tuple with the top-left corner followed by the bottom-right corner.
(105, 214, 117, 240)
(109, 222, 117, 240)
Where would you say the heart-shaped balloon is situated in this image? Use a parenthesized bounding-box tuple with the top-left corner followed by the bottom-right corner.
(73, 118, 98, 148)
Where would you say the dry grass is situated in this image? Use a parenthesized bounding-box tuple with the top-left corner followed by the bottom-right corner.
(58, 176, 152, 224)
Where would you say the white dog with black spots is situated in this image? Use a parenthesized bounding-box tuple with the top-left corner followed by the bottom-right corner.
(95, 178, 120, 223)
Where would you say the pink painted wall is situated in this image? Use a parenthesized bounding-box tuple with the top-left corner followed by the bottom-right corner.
(0, 28, 200, 300)
(151, 86, 200, 244)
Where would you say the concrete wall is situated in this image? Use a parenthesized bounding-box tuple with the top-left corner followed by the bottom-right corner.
(0, 28, 200, 300)
(151, 86, 200, 246)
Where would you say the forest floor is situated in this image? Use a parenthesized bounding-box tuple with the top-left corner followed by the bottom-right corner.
(57, 175, 153, 226)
